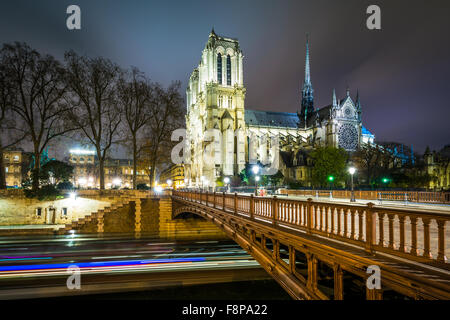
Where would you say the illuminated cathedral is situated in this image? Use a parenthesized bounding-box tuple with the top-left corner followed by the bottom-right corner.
(184, 30, 375, 188)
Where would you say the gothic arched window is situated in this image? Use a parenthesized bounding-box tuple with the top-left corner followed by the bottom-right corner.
(217, 53, 222, 84)
(226, 55, 231, 86)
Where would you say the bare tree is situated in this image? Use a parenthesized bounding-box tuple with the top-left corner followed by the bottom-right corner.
(0, 54, 28, 189)
(64, 51, 122, 190)
(2, 42, 74, 191)
(117, 68, 153, 189)
(145, 81, 184, 187)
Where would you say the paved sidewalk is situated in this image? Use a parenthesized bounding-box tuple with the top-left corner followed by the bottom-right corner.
(0, 224, 65, 230)
(238, 193, 450, 213)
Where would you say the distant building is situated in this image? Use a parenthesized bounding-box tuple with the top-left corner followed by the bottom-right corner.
(3, 148, 26, 187)
(159, 164, 185, 189)
(424, 145, 450, 190)
(68, 149, 148, 189)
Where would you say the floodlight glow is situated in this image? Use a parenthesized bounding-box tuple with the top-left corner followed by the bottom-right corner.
(255, 176, 260, 182)
(154, 186, 163, 193)
(252, 165, 260, 175)
(224, 177, 230, 184)
(167, 179, 173, 186)
(69, 192, 76, 200)
(348, 167, 356, 175)
(69, 149, 95, 155)
(78, 177, 87, 185)
(112, 178, 122, 185)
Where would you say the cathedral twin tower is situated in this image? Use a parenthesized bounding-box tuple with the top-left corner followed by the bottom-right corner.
(184, 29, 374, 188)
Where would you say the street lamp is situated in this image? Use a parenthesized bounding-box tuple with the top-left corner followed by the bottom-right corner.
(252, 165, 260, 195)
(167, 179, 173, 188)
(348, 167, 356, 202)
(200, 175, 205, 191)
(223, 177, 230, 193)
(328, 175, 334, 199)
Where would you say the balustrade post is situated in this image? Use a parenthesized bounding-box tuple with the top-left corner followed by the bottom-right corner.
(222, 192, 225, 210)
(272, 196, 278, 226)
(213, 191, 216, 208)
(333, 264, 344, 300)
(307, 198, 313, 235)
(437, 219, 447, 263)
(365, 203, 376, 254)
(250, 194, 254, 219)
(234, 192, 238, 215)
(398, 215, 406, 253)
(422, 218, 432, 259)
(410, 216, 418, 256)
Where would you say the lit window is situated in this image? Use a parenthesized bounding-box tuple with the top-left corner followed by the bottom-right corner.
(13, 155, 19, 162)
(228, 96, 232, 108)
(227, 55, 231, 86)
(217, 53, 222, 84)
(5, 167, 8, 173)
(62, 208, 68, 216)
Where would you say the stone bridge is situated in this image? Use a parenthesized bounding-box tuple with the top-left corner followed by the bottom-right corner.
(172, 190, 450, 300)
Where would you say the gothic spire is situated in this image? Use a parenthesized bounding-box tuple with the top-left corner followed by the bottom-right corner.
(356, 89, 361, 110)
(304, 33, 311, 85)
(300, 34, 314, 127)
(332, 88, 337, 107)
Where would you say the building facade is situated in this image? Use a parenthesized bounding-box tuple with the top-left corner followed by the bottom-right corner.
(68, 149, 148, 189)
(424, 145, 450, 190)
(159, 164, 185, 189)
(184, 30, 375, 188)
(3, 148, 28, 187)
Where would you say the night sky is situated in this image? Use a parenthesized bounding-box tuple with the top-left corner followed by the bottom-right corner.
(1, 0, 449, 156)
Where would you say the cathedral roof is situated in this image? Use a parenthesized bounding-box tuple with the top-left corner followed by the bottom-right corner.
(362, 126, 374, 137)
(245, 109, 299, 128)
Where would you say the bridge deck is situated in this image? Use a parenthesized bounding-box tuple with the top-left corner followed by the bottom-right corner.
(173, 191, 450, 300)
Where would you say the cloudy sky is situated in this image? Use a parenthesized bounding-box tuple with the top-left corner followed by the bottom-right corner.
(1, 0, 449, 157)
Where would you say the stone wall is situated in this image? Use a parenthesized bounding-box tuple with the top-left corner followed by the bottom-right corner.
(0, 195, 111, 226)
(0, 190, 227, 241)
(159, 197, 228, 240)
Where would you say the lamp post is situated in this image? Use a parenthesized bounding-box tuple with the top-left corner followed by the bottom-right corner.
(200, 175, 205, 191)
(224, 177, 230, 193)
(348, 167, 356, 202)
(328, 175, 334, 199)
(252, 165, 260, 195)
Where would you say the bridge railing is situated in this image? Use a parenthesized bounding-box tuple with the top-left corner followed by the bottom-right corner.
(173, 190, 449, 266)
(279, 189, 450, 204)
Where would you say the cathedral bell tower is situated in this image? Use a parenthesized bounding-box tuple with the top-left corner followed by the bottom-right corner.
(185, 29, 246, 188)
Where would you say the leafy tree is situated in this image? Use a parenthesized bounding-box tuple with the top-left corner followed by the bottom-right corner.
(310, 146, 348, 188)
(352, 143, 392, 187)
(137, 183, 150, 190)
(57, 181, 74, 190)
(40, 160, 74, 185)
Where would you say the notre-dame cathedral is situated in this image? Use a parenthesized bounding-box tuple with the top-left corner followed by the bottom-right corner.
(184, 30, 375, 188)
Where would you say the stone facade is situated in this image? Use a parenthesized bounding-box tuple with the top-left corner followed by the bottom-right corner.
(184, 30, 376, 188)
(68, 149, 149, 189)
(0, 190, 111, 225)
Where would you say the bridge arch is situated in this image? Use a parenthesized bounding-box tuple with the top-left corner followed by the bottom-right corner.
(171, 192, 450, 300)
